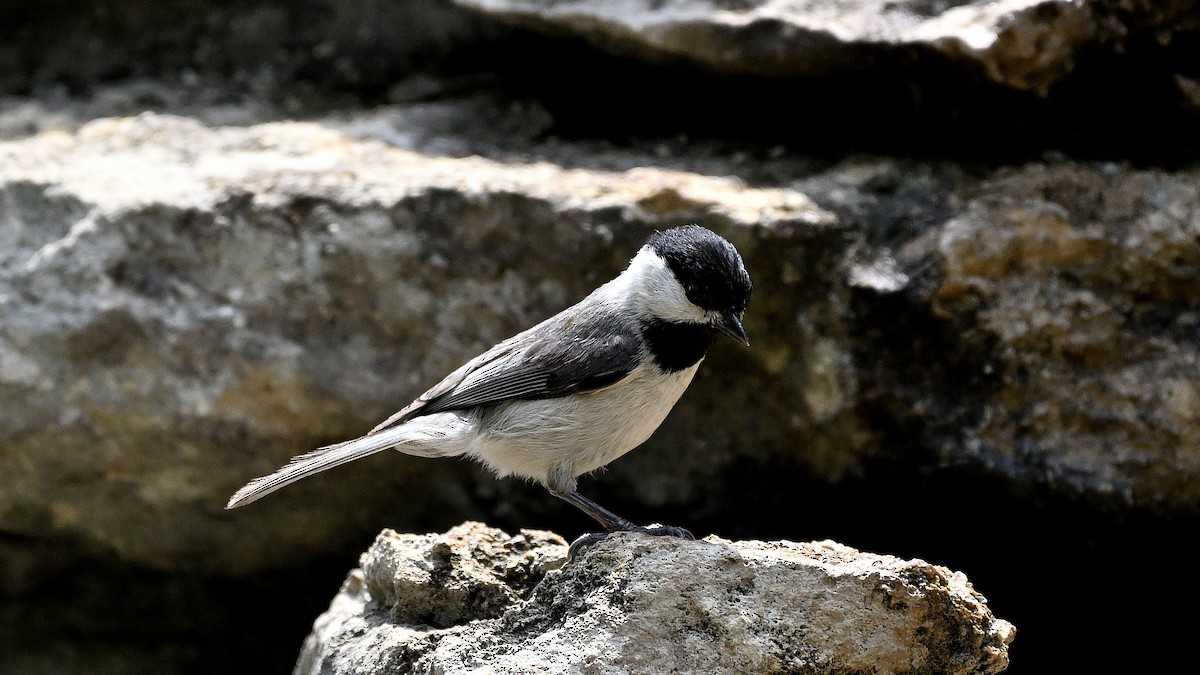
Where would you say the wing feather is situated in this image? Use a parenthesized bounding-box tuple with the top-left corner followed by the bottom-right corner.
(372, 311, 642, 433)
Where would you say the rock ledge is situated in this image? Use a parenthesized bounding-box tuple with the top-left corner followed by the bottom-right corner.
(296, 522, 1015, 674)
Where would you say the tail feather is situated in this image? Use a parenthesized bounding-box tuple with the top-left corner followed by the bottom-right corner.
(226, 425, 414, 509)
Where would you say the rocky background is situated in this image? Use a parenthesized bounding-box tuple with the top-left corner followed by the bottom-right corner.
(1, 0, 1198, 673)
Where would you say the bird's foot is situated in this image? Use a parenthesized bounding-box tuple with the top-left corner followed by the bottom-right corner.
(567, 523, 695, 561)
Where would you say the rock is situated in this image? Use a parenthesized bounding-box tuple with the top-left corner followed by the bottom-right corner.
(296, 522, 1015, 675)
(794, 159, 1200, 509)
(358, 523, 567, 628)
(453, 0, 1191, 93)
(4, 112, 1200, 584)
(1, 4, 1196, 673)
(6, 1, 1196, 158)
(928, 164, 1200, 504)
(0, 112, 840, 575)
(446, 0, 1200, 158)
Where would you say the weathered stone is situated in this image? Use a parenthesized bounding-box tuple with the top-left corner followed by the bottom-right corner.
(359, 523, 567, 627)
(0, 112, 841, 575)
(931, 163, 1200, 503)
(296, 522, 1015, 675)
(0, 3, 1196, 675)
(3, 112, 1200, 586)
(0, 3, 1196, 673)
(454, 0, 1197, 93)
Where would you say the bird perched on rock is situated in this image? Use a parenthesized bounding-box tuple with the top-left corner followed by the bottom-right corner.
(227, 224, 752, 554)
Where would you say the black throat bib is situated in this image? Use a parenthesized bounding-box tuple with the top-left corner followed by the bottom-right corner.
(640, 320, 716, 372)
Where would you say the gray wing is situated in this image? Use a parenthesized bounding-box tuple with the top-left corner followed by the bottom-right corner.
(371, 312, 642, 433)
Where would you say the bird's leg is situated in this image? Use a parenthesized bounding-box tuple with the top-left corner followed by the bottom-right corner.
(546, 477, 693, 560)
(552, 488, 638, 531)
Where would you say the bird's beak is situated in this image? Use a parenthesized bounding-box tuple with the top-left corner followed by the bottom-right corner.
(717, 311, 750, 346)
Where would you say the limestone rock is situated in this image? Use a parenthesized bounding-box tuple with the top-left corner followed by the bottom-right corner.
(454, 0, 1193, 93)
(4, 112, 1200, 583)
(359, 524, 567, 627)
(296, 522, 1015, 675)
(0, 3, 1195, 674)
(0, 112, 839, 574)
(930, 163, 1200, 503)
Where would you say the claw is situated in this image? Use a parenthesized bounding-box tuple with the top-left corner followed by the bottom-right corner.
(567, 531, 609, 560)
(566, 523, 695, 562)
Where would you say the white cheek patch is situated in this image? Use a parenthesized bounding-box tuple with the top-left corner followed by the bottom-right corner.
(615, 248, 708, 323)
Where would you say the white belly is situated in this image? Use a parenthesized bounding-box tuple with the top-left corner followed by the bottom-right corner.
(467, 362, 701, 483)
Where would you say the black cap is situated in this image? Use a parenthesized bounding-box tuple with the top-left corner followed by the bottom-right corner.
(646, 225, 752, 314)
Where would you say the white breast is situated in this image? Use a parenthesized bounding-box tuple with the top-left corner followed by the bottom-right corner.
(467, 362, 701, 484)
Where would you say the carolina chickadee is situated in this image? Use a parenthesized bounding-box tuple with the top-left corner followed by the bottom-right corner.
(227, 224, 751, 552)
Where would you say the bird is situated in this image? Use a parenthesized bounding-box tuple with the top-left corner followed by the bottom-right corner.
(226, 224, 752, 555)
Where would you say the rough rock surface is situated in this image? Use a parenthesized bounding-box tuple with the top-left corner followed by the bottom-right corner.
(456, 0, 1197, 93)
(6, 1, 1197, 160)
(3, 112, 1200, 582)
(0, 112, 838, 575)
(2, 1, 1198, 672)
(930, 164, 1200, 503)
(296, 522, 1015, 675)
